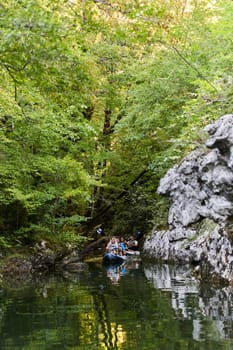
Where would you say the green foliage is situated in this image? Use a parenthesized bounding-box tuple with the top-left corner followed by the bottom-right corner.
(0, 236, 12, 249)
(0, 0, 97, 244)
(56, 231, 90, 250)
(102, 0, 233, 231)
(1, 0, 233, 245)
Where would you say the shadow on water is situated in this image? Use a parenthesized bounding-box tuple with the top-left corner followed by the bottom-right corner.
(1, 260, 233, 349)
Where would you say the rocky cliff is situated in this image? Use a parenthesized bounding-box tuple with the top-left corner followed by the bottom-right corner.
(143, 114, 233, 283)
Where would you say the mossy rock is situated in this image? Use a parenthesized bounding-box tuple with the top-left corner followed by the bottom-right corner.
(193, 218, 219, 237)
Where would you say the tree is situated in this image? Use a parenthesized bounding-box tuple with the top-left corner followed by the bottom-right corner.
(1, 0, 233, 246)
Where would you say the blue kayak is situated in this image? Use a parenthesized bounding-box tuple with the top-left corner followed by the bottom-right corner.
(102, 252, 126, 265)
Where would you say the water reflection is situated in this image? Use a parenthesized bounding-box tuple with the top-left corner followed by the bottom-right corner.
(106, 263, 125, 285)
(0, 262, 233, 349)
(144, 263, 233, 342)
(105, 259, 140, 285)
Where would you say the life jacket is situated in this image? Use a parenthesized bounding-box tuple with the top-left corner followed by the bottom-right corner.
(119, 242, 126, 250)
(109, 243, 117, 251)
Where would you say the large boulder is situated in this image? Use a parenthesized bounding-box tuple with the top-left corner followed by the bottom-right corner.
(159, 115, 233, 226)
(144, 114, 233, 283)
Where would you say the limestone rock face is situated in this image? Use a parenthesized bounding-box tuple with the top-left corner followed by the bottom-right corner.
(144, 114, 233, 282)
(159, 115, 233, 226)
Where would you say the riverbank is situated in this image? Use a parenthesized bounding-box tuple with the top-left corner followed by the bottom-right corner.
(0, 242, 89, 286)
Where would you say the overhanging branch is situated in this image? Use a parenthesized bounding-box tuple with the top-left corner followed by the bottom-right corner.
(90, 168, 148, 222)
(159, 41, 218, 92)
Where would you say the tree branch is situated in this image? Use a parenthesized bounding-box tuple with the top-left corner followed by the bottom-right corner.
(159, 41, 218, 92)
(0, 61, 30, 102)
(0, 60, 30, 72)
(89, 168, 148, 222)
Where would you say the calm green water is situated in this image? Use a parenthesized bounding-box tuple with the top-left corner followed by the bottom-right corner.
(1, 261, 233, 350)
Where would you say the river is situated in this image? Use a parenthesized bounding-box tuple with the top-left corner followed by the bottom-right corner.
(1, 259, 233, 350)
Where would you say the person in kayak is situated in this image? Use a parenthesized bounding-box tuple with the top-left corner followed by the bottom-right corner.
(119, 237, 127, 255)
(127, 236, 138, 250)
(106, 237, 119, 254)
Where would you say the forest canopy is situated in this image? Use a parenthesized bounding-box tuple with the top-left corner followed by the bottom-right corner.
(0, 0, 233, 248)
